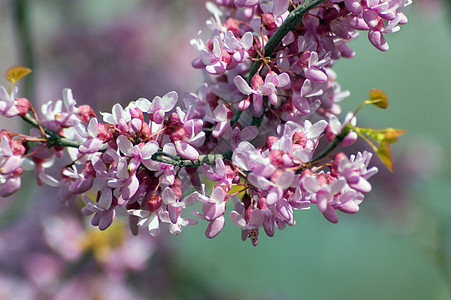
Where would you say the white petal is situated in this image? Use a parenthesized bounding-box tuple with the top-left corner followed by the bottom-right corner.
(233, 76, 253, 95)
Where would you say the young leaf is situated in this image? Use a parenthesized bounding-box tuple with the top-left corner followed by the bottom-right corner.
(5, 66, 32, 85)
(369, 89, 389, 109)
(376, 139, 394, 172)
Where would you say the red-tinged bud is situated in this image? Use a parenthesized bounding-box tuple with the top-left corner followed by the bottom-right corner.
(147, 194, 162, 212)
(257, 197, 267, 210)
(296, 51, 311, 68)
(0, 130, 11, 139)
(14, 98, 30, 116)
(169, 112, 182, 127)
(251, 74, 264, 90)
(9, 139, 26, 155)
(261, 13, 277, 30)
(245, 205, 253, 222)
(173, 178, 183, 200)
(78, 105, 96, 122)
(206, 38, 214, 51)
(170, 127, 185, 142)
(224, 18, 239, 33)
(331, 152, 347, 177)
(225, 165, 237, 180)
(266, 136, 279, 148)
(140, 122, 151, 141)
(97, 123, 114, 142)
(293, 131, 307, 148)
(221, 49, 232, 64)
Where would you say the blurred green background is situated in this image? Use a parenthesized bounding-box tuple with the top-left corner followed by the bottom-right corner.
(1, 0, 451, 299)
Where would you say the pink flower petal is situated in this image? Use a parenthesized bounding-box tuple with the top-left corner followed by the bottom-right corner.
(205, 215, 225, 238)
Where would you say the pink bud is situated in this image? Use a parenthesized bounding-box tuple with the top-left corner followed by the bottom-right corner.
(331, 152, 347, 177)
(261, 13, 277, 30)
(14, 98, 30, 116)
(97, 123, 114, 142)
(170, 127, 186, 142)
(224, 18, 239, 33)
(296, 51, 311, 68)
(238, 96, 251, 111)
(251, 74, 264, 90)
(257, 197, 268, 210)
(9, 139, 26, 155)
(220, 49, 232, 64)
(266, 136, 279, 148)
(78, 105, 96, 122)
(147, 194, 162, 212)
(293, 131, 307, 148)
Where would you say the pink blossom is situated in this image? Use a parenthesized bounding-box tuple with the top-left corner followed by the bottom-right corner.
(135, 91, 178, 124)
(192, 186, 228, 238)
(74, 118, 105, 154)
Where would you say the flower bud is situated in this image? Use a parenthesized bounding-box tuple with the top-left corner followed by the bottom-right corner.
(78, 105, 96, 122)
(261, 13, 277, 30)
(251, 74, 264, 90)
(14, 98, 30, 116)
(147, 194, 162, 212)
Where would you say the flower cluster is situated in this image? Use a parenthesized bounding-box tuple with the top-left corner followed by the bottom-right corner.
(0, 0, 409, 246)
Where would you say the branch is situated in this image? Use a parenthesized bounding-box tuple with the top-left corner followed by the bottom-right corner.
(21, 113, 82, 148)
(152, 149, 233, 168)
(303, 126, 350, 170)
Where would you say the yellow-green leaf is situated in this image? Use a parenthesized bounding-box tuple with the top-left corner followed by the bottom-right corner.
(5, 66, 32, 84)
(369, 89, 389, 109)
(376, 139, 393, 172)
(384, 128, 407, 140)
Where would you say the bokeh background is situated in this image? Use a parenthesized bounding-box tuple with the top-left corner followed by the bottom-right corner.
(0, 0, 451, 299)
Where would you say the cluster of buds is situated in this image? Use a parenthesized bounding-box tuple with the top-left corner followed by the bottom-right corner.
(0, 0, 408, 245)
